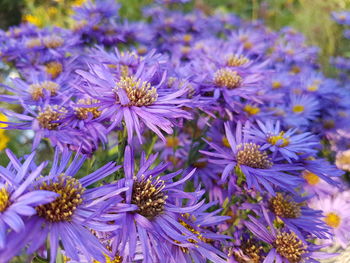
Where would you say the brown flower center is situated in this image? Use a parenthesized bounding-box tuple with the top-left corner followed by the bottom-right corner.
(269, 193, 301, 218)
(29, 81, 59, 101)
(36, 174, 85, 222)
(37, 106, 66, 130)
(75, 98, 101, 120)
(43, 36, 64, 49)
(131, 176, 167, 219)
(236, 143, 273, 169)
(274, 232, 306, 263)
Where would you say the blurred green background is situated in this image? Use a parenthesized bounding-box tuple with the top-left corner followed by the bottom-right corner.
(1, 0, 349, 73)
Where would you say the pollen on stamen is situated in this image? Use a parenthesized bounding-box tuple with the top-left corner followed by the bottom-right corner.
(273, 232, 306, 263)
(45, 61, 63, 79)
(214, 68, 243, 89)
(0, 187, 10, 212)
(236, 143, 273, 169)
(25, 37, 42, 48)
(114, 76, 158, 107)
(36, 174, 85, 222)
(292, 104, 305, 114)
(226, 54, 250, 67)
(43, 35, 64, 49)
(29, 81, 59, 101)
(131, 176, 167, 220)
(302, 170, 320, 185)
(244, 105, 260, 116)
(267, 132, 290, 147)
(74, 98, 101, 120)
(324, 212, 341, 228)
(166, 136, 180, 148)
(269, 193, 301, 218)
(232, 240, 263, 263)
(37, 105, 66, 130)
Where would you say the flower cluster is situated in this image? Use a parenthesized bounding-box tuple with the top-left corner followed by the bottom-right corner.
(0, 1, 350, 262)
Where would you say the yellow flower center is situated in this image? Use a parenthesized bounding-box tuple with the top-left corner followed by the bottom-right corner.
(236, 143, 273, 169)
(114, 77, 158, 107)
(43, 36, 64, 49)
(324, 213, 341, 228)
(74, 99, 101, 120)
(45, 61, 63, 79)
(214, 68, 243, 89)
(166, 136, 180, 148)
(307, 84, 319, 92)
(267, 132, 290, 147)
(94, 254, 122, 263)
(302, 171, 320, 185)
(243, 41, 253, 50)
(131, 177, 166, 219)
(0, 113, 8, 129)
(25, 38, 42, 48)
(183, 34, 192, 43)
(29, 81, 59, 101)
(290, 66, 301, 74)
(36, 174, 84, 222)
(274, 232, 306, 263)
(226, 54, 250, 67)
(0, 187, 10, 212)
(244, 105, 260, 116)
(37, 106, 66, 130)
(222, 136, 231, 148)
(272, 81, 282, 89)
(269, 193, 301, 218)
(292, 105, 304, 114)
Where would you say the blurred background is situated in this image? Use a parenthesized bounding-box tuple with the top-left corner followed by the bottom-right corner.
(1, 0, 349, 74)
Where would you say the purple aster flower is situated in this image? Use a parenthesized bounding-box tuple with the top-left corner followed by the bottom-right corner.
(201, 121, 303, 195)
(0, 72, 73, 106)
(0, 149, 57, 250)
(1, 103, 93, 152)
(106, 146, 228, 262)
(331, 11, 350, 25)
(284, 94, 320, 127)
(75, 59, 191, 143)
(245, 208, 334, 263)
(15, 148, 128, 263)
(61, 97, 108, 148)
(245, 120, 319, 162)
(265, 193, 330, 240)
(300, 158, 343, 188)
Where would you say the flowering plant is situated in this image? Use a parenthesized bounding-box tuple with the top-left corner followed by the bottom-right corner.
(1, 1, 350, 262)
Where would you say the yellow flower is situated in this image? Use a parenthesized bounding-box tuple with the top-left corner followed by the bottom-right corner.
(0, 113, 8, 129)
(0, 133, 9, 151)
(23, 14, 43, 28)
(72, 0, 87, 7)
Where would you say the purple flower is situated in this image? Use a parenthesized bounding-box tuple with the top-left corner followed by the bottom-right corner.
(266, 193, 330, 240)
(106, 146, 228, 262)
(245, 208, 334, 263)
(201, 121, 303, 195)
(245, 120, 319, 162)
(76, 58, 191, 143)
(14, 148, 127, 263)
(1, 103, 92, 152)
(0, 150, 57, 250)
